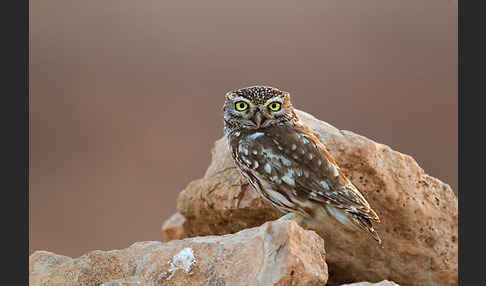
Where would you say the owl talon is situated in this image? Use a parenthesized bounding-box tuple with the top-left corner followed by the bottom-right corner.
(278, 212, 298, 221)
(278, 212, 305, 226)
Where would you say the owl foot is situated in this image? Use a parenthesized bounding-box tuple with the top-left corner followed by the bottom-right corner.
(278, 212, 306, 226)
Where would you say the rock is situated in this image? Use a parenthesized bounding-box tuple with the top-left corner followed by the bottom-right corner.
(30, 220, 328, 286)
(161, 212, 187, 242)
(164, 110, 458, 286)
(340, 281, 400, 286)
(100, 277, 147, 286)
(29, 251, 72, 286)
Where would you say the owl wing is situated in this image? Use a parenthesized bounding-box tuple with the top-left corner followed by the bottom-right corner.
(240, 125, 379, 222)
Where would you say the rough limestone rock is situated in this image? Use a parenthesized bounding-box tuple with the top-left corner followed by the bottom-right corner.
(29, 251, 72, 286)
(164, 110, 458, 286)
(341, 281, 399, 286)
(161, 212, 188, 242)
(29, 220, 328, 286)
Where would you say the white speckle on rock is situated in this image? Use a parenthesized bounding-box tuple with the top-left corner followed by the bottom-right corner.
(167, 247, 197, 280)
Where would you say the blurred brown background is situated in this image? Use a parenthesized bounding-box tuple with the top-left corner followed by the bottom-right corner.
(30, 0, 457, 257)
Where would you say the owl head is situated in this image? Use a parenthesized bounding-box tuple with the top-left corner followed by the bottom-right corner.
(223, 85, 298, 134)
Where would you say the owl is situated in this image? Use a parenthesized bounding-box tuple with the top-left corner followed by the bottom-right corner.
(223, 85, 381, 243)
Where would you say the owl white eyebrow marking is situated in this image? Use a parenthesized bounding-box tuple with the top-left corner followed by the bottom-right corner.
(247, 132, 264, 140)
(230, 96, 252, 103)
(264, 96, 284, 105)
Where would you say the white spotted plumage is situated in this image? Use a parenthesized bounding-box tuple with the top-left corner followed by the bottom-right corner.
(223, 85, 382, 243)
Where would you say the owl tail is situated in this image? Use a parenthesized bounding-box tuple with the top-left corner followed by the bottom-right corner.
(349, 213, 382, 244)
(323, 205, 382, 244)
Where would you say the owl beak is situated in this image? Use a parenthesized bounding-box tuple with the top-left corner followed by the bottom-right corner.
(253, 110, 263, 128)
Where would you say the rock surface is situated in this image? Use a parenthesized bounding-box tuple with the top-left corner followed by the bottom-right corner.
(29, 220, 328, 286)
(161, 212, 188, 242)
(163, 110, 458, 286)
(29, 251, 72, 286)
(341, 281, 400, 286)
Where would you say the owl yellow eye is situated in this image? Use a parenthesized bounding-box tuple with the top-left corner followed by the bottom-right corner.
(268, 102, 281, 111)
(235, 101, 249, 111)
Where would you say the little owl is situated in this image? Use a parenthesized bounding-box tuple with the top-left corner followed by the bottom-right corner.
(223, 85, 381, 243)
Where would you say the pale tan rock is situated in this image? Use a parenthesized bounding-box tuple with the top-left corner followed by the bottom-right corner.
(168, 110, 458, 286)
(30, 220, 328, 286)
(340, 281, 400, 286)
(100, 277, 147, 286)
(29, 251, 72, 286)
